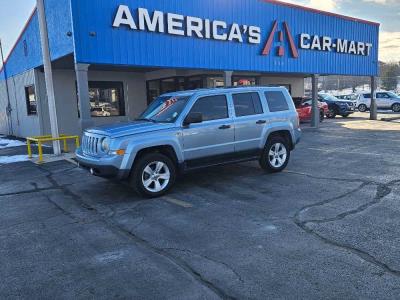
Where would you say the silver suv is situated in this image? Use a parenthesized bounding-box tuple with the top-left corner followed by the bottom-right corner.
(357, 91, 400, 112)
(76, 87, 301, 197)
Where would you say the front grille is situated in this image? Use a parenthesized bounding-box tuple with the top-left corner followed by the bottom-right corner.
(82, 134, 101, 156)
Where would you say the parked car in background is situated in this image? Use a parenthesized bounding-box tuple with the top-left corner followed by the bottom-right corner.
(357, 92, 400, 112)
(76, 87, 301, 197)
(336, 94, 358, 101)
(293, 97, 328, 122)
(318, 93, 356, 118)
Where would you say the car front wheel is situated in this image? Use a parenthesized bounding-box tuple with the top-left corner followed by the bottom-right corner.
(392, 103, 400, 113)
(259, 136, 290, 173)
(326, 108, 337, 119)
(131, 153, 176, 198)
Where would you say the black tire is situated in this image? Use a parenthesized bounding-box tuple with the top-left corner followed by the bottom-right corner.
(358, 104, 368, 112)
(259, 136, 291, 173)
(326, 108, 337, 119)
(130, 152, 176, 198)
(341, 113, 350, 118)
(320, 110, 325, 122)
(392, 103, 400, 113)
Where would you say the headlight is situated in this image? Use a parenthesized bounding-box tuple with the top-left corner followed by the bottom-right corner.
(101, 137, 111, 153)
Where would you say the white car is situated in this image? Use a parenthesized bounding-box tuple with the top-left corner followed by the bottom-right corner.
(357, 92, 400, 113)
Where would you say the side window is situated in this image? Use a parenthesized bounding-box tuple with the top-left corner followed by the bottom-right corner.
(264, 91, 289, 112)
(377, 93, 389, 98)
(25, 85, 37, 115)
(232, 92, 263, 117)
(363, 93, 371, 99)
(190, 95, 228, 121)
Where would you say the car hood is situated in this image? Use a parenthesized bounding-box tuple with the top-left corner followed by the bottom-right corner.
(86, 121, 176, 137)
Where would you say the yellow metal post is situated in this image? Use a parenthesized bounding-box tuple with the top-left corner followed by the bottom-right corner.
(27, 140, 32, 158)
(63, 138, 68, 153)
(38, 141, 43, 163)
(75, 136, 80, 148)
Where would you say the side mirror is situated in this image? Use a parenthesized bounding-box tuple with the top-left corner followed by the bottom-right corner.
(183, 112, 203, 126)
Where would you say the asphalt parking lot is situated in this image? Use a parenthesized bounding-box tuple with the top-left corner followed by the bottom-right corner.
(1, 114, 400, 299)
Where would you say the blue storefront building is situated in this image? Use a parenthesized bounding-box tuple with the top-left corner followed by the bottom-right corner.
(0, 0, 379, 137)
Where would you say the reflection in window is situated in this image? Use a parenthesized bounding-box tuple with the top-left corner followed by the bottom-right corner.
(233, 92, 263, 117)
(265, 91, 289, 112)
(25, 85, 37, 115)
(190, 95, 228, 121)
(88, 81, 125, 117)
(233, 77, 258, 86)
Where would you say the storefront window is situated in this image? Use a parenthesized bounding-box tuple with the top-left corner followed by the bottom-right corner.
(206, 76, 224, 88)
(147, 80, 160, 104)
(25, 85, 37, 115)
(89, 81, 125, 117)
(233, 76, 258, 87)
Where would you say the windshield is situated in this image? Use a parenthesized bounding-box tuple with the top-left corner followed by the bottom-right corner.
(139, 95, 191, 123)
(387, 92, 400, 98)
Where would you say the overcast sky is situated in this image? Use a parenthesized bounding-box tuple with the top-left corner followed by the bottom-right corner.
(0, 0, 399, 64)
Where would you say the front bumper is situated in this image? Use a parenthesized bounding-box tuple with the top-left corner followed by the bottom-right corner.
(339, 106, 355, 114)
(75, 148, 129, 179)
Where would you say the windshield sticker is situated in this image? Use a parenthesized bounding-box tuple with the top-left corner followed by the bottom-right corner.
(156, 97, 178, 116)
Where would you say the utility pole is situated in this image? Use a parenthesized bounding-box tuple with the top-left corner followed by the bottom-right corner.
(370, 76, 377, 120)
(311, 74, 320, 128)
(37, 0, 61, 155)
(0, 38, 13, 136)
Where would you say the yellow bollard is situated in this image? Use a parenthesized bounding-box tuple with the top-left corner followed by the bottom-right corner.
(38, 141, 43, 163)
(63, 138, 68, 153)
(27, 140, 32, 158)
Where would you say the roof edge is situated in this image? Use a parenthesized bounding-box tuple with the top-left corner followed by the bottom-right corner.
(260, 0, 380, 27)
(0, 7, 37, 74)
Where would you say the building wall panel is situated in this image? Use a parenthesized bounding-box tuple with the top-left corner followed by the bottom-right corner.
(71, 0, 379, 76)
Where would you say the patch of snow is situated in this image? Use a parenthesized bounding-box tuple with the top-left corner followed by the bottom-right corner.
(0, 138, 26, 149)
(0, 155, 31, 164)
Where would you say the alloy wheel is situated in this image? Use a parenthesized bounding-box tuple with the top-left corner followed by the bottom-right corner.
(268, 143, 287, 168)
(142, 161, 170, 193)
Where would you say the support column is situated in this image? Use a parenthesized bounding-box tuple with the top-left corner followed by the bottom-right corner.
(370, 76, 377, 120)
(224, 71, 233, 87)
(75, 63, 93, 131)
(311, 74, 320, 128)
(37, 0, 61, 155)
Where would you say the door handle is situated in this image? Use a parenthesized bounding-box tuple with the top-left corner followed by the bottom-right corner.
(219, 125, 231, 130)
(256, 120, 267, 124)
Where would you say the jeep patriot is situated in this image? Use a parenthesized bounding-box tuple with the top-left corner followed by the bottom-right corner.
(76, 87, 301, 197)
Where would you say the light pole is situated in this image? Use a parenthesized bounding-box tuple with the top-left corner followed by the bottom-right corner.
(36, 0, 61, 155)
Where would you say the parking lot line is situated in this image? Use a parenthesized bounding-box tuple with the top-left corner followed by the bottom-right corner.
(307, 147, 383, 156)
(162, 196, 193, 208)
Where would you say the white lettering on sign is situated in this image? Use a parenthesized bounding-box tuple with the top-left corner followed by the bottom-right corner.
(112, 5, 373, 57)
(112, 6, 261, 45)
(300, 34, 373, 56)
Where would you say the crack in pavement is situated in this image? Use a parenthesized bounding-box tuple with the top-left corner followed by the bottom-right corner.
(291, 172, 400, 278)
(163, 248, 245, 284)
(34, 165, 235, 300)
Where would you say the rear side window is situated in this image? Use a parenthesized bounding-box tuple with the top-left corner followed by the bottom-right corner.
(264, 91, 289, 112)
(190, 95, 228, 121)
(377, 93, 389, 98)
(232, 92, 263, 117)
(363, 93, 371, 98)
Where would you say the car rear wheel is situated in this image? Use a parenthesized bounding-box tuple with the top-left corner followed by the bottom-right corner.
(130, 153, 176, 198)
(259, 136, 290, 173)
(342, 113, 350, 118)
(358, 104, 368, 112)
(392, 103, 400, 113)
